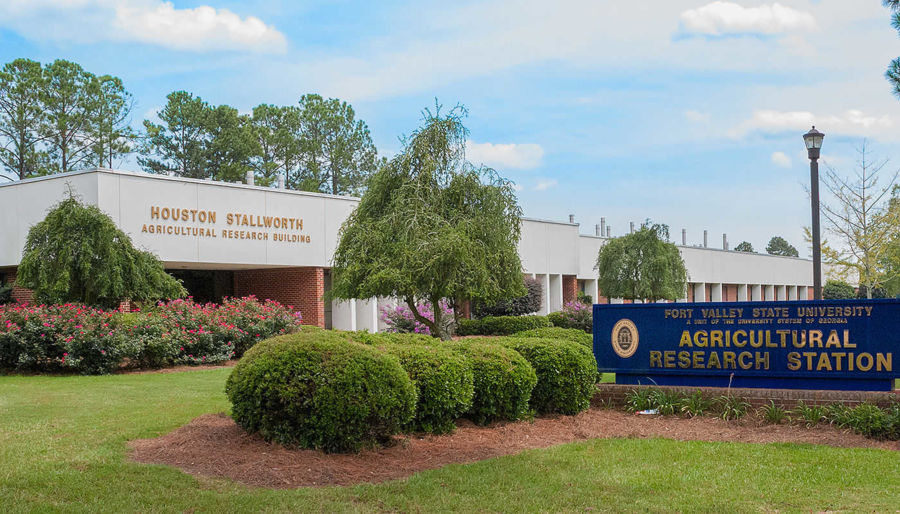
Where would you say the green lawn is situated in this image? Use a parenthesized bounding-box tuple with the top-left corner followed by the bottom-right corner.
(1, 370, 898, 513)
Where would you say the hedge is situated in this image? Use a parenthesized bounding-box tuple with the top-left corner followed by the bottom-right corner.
(379, 343, 474, 433)
(0, 297, 304, 374)
(500, 337, 597, 414)
(456, 315, 551, 336)
(226, 331, 417, 453)
(512, 326, 593, 348)
(448, 341, 537, 424)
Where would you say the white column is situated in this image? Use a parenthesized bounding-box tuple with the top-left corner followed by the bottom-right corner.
(710, 283, 723, 302)
(330, 300, 356, 330)
(776, 285, 786, 301)
(541, 274, 551, 315)
(355, 298, 378, 331)
(737, 284, 748, 302)
(585, 278, 599, 304)
(788, 286, 798, 301)
(798, 286, 809, 301)
(751, 284, 762, 302)
(693, 282, 706, 302)
(549, 274, 563, 312)
(764, 285, 775, 301)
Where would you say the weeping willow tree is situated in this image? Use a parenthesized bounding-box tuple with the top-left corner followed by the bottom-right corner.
(596, 223, 688, 302)
(330, 105, 525, 339)
(17, 190, 185, 308)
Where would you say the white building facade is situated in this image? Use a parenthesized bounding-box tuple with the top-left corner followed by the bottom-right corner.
(0, 169, 820, 330)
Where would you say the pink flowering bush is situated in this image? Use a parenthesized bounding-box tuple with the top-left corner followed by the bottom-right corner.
(380, 301, 455, 337)
(548, 301, 593, 333)
(0, 296, 303, 374)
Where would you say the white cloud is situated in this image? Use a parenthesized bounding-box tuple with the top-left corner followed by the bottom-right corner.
(684, 109, 711, 123)
(770, 151, 791, 168)
(680, 2, 817, 36)
(466, 141, 545, 170)
(733, 109, 894, 138)
(533, 179, 558, 191)
(0, 0, 286, 53)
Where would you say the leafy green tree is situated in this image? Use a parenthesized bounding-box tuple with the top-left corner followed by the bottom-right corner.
(595, 223, 688, 302)
(139, 91, 210, 178)
(331, 105, 524, 340)
(17, 191, 186, 308)
(296, 94, 378, 195)
(249, 104, 302, 186)
(39, 59, 97, 173)
(0, 58, 47, 180)
(734, 241, 754, 252)
(822, 279, 856, 300)
(766, 236, 799, 257)
(88, 75, 134, 169)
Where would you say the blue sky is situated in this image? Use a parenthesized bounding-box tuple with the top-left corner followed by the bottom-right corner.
(3, 0, 900, 256)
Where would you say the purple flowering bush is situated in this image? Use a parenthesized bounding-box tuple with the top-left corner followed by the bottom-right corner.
(380, 301, 455, 337)
(548, 301, 592, 333)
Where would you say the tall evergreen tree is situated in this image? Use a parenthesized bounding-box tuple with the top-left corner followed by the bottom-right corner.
(0, 58, 47, 180)
(248, 104, 302, 186)
(39, 59, 97, 173)
(297, 94, 378, 195)
(766, 236, 799, 257)
(139, 91, 210, 178)
(205, 104, 254, 183)
(885, 1, 900, 96)
(88, 75, 134, 169)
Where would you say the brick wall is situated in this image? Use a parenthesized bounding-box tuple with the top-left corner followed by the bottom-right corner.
(562, 275, 577, 304)
(724, 284, 738, 302)
(1, 268, 34, 305)
(595, 384, 899, 409)
(233, 267, 325, 328)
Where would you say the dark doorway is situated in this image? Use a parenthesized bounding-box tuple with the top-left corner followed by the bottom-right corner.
(167, 270, 235, 304)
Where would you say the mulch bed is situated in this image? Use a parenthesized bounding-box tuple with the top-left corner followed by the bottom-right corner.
(128, 407, 900, 489)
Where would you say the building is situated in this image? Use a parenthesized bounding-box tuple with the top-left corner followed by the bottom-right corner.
(0, 169, 819, 330)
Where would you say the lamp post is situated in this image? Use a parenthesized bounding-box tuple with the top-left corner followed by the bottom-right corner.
(803, 126, 825, 300)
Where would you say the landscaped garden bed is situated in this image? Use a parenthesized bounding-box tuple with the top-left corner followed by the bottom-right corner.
(129, 402, 899, 488)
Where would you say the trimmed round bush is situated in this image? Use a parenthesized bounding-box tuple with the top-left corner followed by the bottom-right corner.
(501, 338, 597, 414)
(512, 326, 593, 348)
(380, 343, 475, 433)
(449, 341, 537, 424)
(456, 315, 551, 336)
(347, 331, 435, 346)
(225, 331, 417, 453)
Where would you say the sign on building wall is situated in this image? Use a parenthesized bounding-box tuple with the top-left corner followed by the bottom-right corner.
(593, 300, 898, 391)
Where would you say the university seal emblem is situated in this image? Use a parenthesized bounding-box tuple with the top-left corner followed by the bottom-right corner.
(611, 319, 638, 358)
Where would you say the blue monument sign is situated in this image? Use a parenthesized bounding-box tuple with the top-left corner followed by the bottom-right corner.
(593, 299, 898, 391)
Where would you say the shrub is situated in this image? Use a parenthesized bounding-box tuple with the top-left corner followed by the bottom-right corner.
(0, 296, 304, 373)
(679, 390, 713, 418)
(347, 331, 435, 346)
(472, 276, 543, 317)
(716, 395, 750, 420)
(548, 301, 592, 333)
(379, 344, 474, 433)
(576, 291, 593, 305)
(793, 401, 826, 427)
(500, 338, 596, 415)
(449, 341, 537, 424)
(226, 331, 416, 453)
(511, 326, 592, 348)
(456, 315, 551, 336)
(0, 303, 137, 374)
(379, 301, 455, 336)
(624, 388, 654, 413)
(844, 403, 888, 438)
(822, 279, 856, 300)
(649, 388, 682, 416)
(759, 401, 789, 424)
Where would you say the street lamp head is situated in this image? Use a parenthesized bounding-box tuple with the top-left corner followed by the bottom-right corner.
(803, 126, 824, 159)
